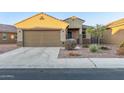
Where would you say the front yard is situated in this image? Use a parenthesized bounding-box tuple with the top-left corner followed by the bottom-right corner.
(0, 44, 18, 54)
(58, 44, 124, 58)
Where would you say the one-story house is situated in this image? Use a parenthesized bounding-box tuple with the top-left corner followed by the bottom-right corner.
(15, 13, 91, 47)
(0, 24, 17, 44)
(103, 18, 124, 45)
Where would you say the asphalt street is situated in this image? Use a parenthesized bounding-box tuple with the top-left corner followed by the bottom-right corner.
(0, 68, 124, 80)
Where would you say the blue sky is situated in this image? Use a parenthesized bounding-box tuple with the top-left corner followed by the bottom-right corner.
(0, 12, 124, 26)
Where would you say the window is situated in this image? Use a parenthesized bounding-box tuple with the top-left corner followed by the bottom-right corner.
(67, 31, 72, 39)
(2, 33, 7, 40)
(82, 31, 86, 38)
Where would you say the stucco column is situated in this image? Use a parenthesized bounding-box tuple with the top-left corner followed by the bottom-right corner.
(17, 28, 23, 46)
(79, 28, 82, 45)
(60, 29, 66, 42)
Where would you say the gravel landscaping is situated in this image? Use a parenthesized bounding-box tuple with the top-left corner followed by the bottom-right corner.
(0, 44, 18, 54)
(58, 45, 124, 58)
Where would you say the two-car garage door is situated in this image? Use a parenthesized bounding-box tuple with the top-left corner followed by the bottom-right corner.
(23, 30, 61, 47)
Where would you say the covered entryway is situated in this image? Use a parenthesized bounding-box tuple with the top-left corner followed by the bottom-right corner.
(67, 28, 80, 44)
(23, 30, 61, 47)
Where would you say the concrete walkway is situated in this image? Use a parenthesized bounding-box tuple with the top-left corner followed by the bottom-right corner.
(0, 47, 124, 68)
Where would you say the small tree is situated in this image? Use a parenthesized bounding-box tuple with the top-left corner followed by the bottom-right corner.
(96, 24, 107, 44)
(86, 24, 107, 45)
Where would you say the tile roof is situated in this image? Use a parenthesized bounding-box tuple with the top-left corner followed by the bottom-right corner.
(107, 18, 124, 28)
(0, 24, 17, 32)
(64, 16, 85, 22)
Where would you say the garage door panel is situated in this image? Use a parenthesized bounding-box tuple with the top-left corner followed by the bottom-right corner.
(24, 30, 61, 47)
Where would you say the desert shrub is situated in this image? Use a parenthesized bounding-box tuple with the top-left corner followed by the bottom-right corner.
(119, 41, 124, 48)
(65, 39, 77, 50)
(89, 44, 99, 53)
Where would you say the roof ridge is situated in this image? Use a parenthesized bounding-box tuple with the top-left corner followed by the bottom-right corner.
(64, 16, 85, 22)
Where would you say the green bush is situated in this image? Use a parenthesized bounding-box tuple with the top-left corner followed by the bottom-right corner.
(119, 41, 124, 48)
(65, 39, 77, 50)
(89, 44, 99, 53)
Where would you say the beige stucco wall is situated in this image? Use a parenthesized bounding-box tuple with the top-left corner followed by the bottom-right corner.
(103, 29, 124, 45)
(111, 29, 124, 45)
(60, 29, 66, 42)
(17, 28, 23, 46)
(65, 18, 83, 29)
(65, 18, 83, 35)
(103, 29, 112, 44)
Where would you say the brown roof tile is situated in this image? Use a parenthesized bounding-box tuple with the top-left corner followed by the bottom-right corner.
(0, 24, 17, 33)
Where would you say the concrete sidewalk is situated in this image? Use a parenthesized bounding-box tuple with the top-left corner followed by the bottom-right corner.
(0, 47, 124, 68)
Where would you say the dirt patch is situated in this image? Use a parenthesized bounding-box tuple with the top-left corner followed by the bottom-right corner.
(0, 44, 18, 54)
(58, 45, 124, 58)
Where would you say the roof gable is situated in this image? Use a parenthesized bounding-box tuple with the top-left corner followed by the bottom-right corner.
(107, 18, 124, 28)
(107, 18, 124, 35)
(15, 13, 69, 30)
(64, 16, 85, 22)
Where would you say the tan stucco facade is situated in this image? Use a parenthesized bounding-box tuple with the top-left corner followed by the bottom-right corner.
(15, 13, 69, 47)
(103, 29, 124, 45)
(106, 18, 124, 45)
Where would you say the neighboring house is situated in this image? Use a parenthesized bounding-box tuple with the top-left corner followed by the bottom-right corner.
(0, 24, 17, 44)
(104, 18, 124, 45)
(15, 13, 90, 47)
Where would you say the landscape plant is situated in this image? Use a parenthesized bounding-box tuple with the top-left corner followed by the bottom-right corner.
(89, 44, 99, 53)
(86, 24, 107, 45)
(65, 39, 77, 50)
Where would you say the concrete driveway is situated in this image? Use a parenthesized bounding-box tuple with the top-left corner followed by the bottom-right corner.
(0, 47, 124, 68)
(0, 47, 94, 68)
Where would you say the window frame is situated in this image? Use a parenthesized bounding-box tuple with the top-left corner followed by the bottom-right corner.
(82, 31, 86, 38)
(2, 32, 8, 40)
